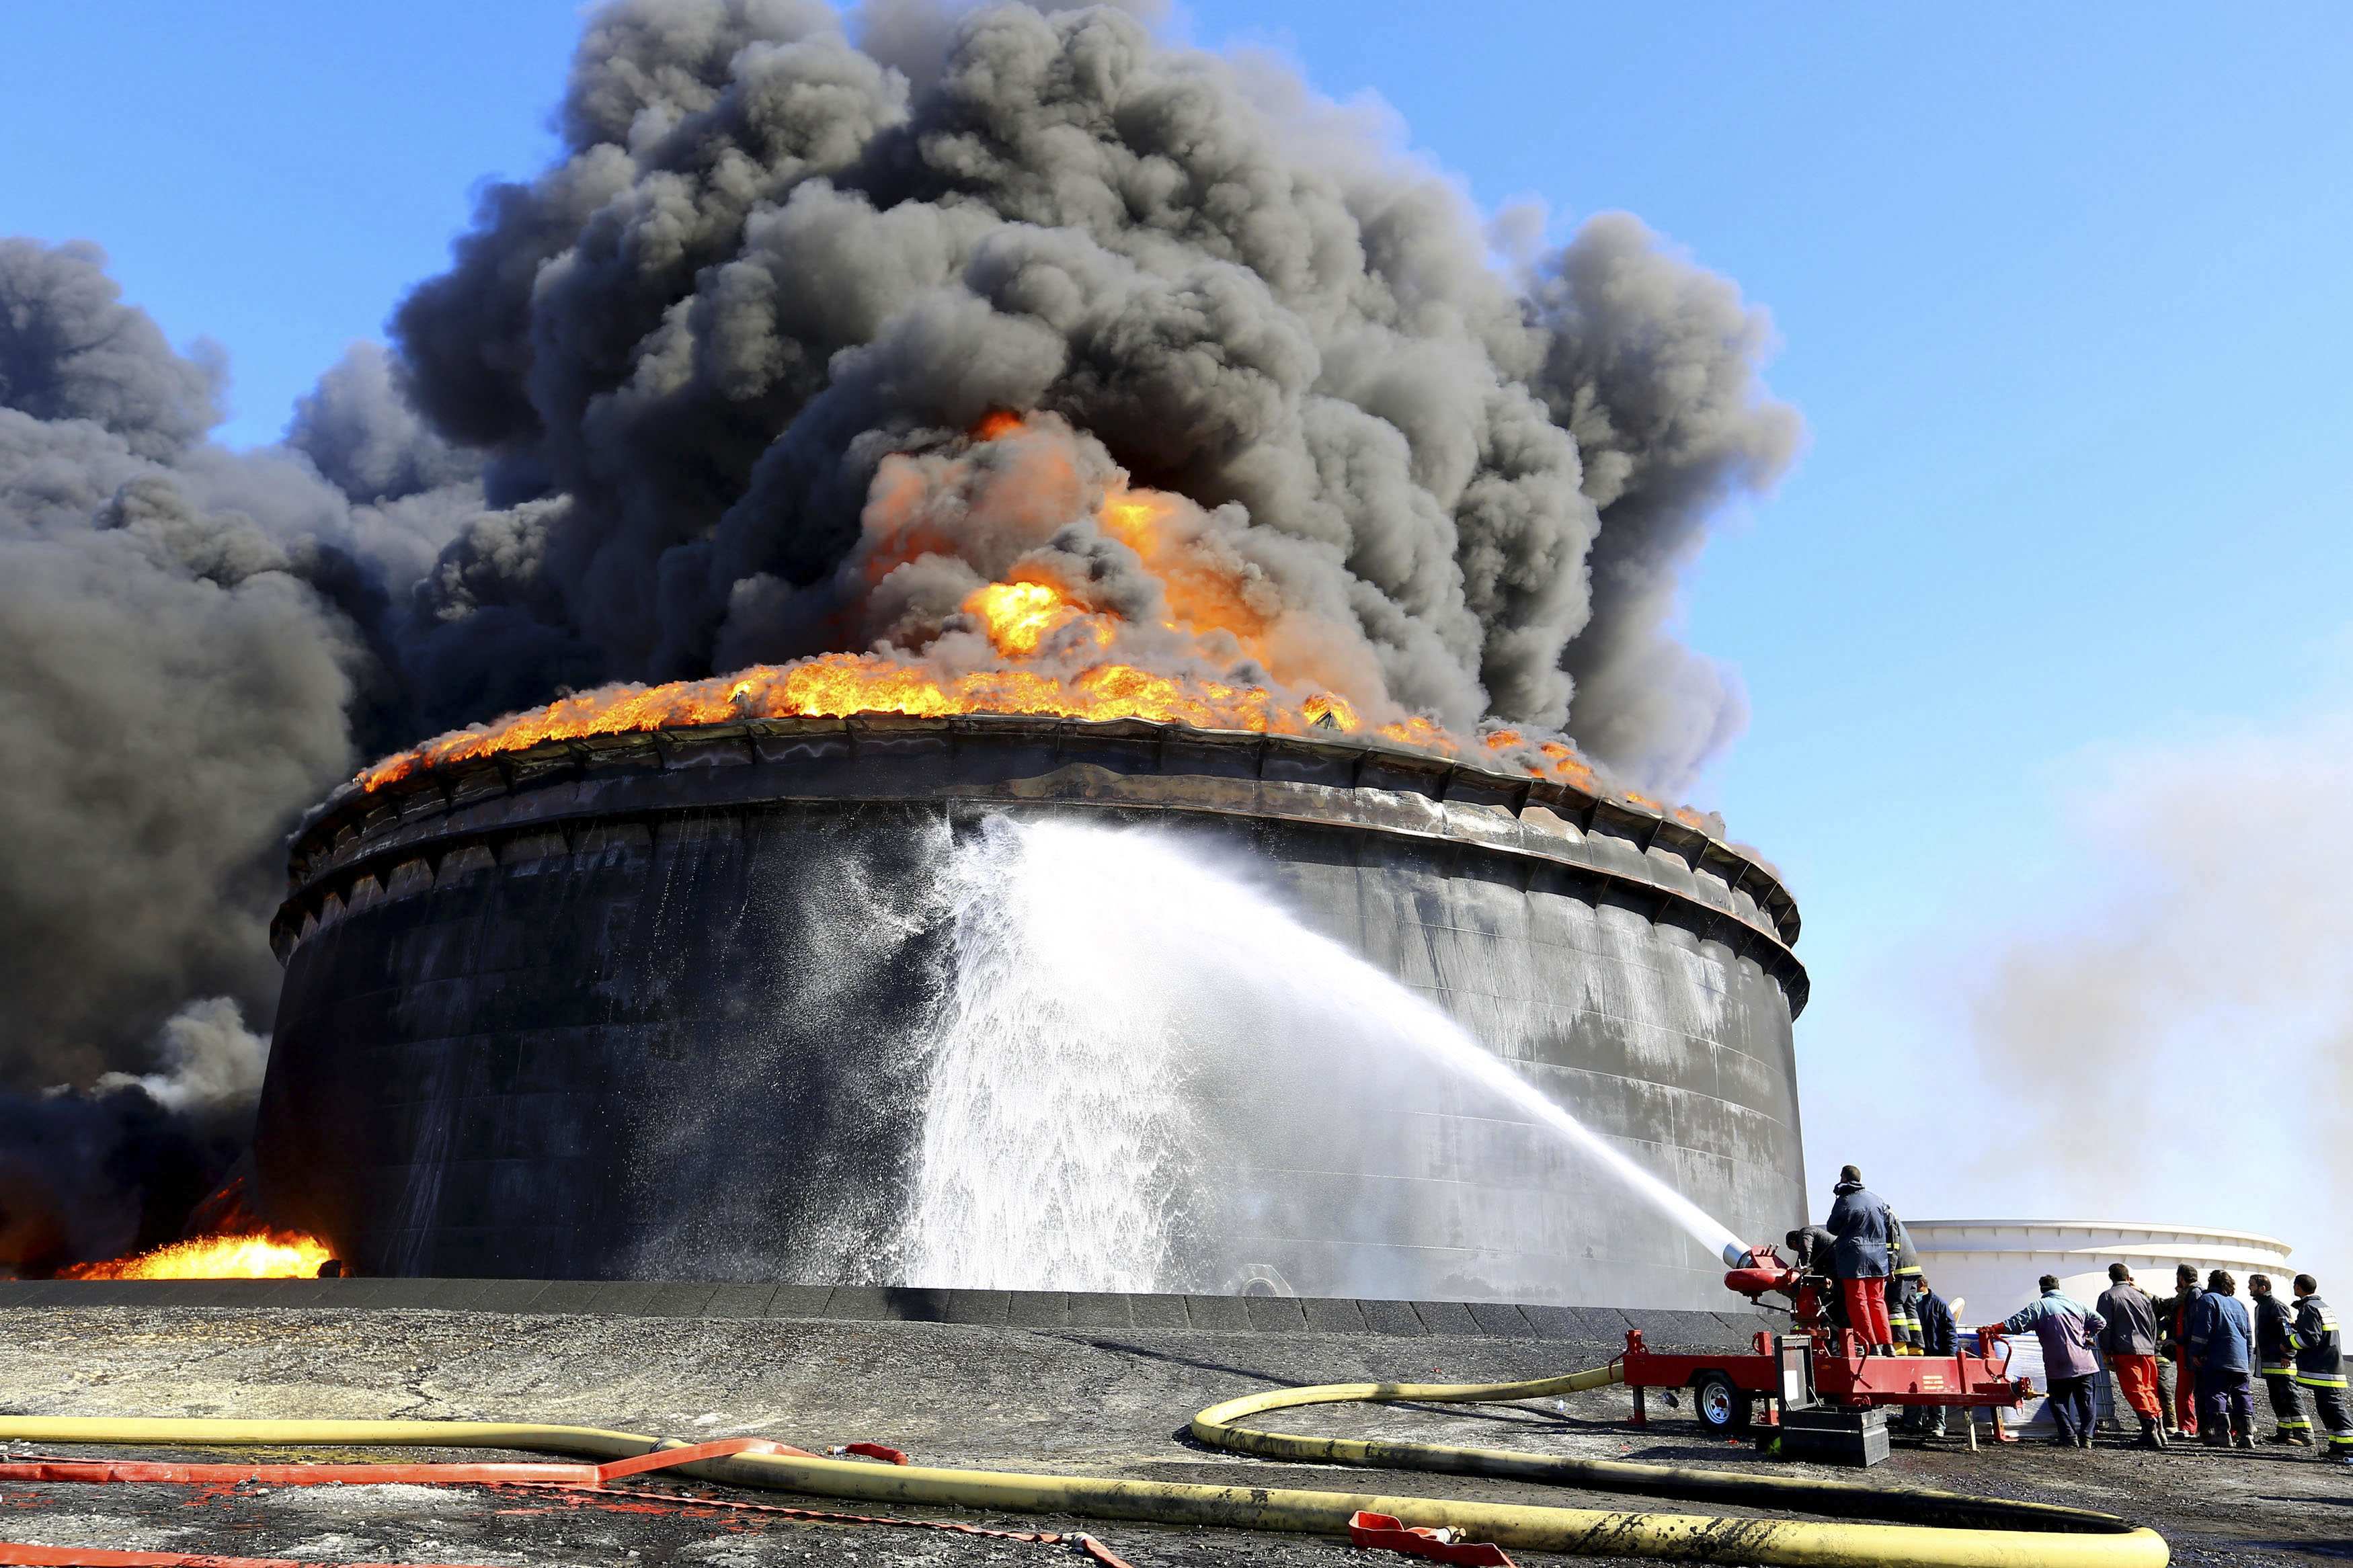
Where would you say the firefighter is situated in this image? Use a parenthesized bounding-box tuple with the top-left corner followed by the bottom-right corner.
(2249, 1274, 2309, 1446)
(1901, 1275, 1958, 1439)
(1825, 1165, 1895, 1353)
(1784, 1225, 1838, 1275)
(1886, 1214, 1925, 1354)
(2187, 1270, 2256, 1449)
(2159, 1263, 2204, 1441)
(2291, 1274, 2353, 1464)
(1784, 1225, 1847, 1335)
(2098, 1262, 2167, 1450)
(2005, 1276, 2107, 1448)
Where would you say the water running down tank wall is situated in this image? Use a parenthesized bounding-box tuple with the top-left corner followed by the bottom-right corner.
(252, 715, 1809, 1309)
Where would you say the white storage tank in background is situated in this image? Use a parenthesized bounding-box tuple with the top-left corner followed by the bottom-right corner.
(1909, 1221, 2296, 1430)
(1908, 1221, 2295, 1323)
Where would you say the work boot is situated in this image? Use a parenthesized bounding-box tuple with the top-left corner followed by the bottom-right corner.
(2136, 1419, 2163, 1450)
(2233, 1433, 2256, 1450)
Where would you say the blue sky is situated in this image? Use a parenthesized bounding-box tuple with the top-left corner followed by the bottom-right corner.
(8, 3, 2349, 1291)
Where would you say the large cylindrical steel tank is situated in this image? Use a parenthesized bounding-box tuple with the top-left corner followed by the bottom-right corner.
(253, 715, 1808, 1308)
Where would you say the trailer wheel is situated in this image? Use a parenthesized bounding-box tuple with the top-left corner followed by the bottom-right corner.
(1691, 1370, 1750, 1436)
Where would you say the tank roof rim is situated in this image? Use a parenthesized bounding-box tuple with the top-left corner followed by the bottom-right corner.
(305, 710, 1798, 954)
(1907, 1220, 2293, 1251)
(333, 709, 1754, 841)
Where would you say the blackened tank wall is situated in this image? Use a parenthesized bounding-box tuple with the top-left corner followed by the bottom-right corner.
(255, 716, 1806, 1308)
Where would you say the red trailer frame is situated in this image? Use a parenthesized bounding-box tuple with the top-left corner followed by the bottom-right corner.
(1616, 1321, 2034, 1438)
(1606, 1243, 2039, 1442)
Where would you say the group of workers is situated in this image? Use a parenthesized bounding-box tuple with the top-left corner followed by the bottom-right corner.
(1796, 1165, 2348, 1460)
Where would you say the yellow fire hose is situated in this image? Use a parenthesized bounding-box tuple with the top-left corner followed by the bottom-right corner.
(0, 1364, 2169, 1567)
(1191, 1366, 2145, 1532)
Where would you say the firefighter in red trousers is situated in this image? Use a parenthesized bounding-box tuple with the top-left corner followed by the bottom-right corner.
(2292, 1274, 2353, 1464)
(2159, 1264, 2205, 1440)
(1825, 1165, 1895, 1352)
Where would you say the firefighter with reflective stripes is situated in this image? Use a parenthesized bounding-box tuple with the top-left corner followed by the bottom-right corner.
(2291, 1274, 2353, 1464)
(2250, 1274, 2309, 1444)
(1885, 1216, 1925, 1354)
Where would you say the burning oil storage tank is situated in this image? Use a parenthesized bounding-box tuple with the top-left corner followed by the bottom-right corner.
(253, 715, 1808, 1309)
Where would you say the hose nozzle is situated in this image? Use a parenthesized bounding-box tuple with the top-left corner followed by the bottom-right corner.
(1721, 1240, 1755, 1269)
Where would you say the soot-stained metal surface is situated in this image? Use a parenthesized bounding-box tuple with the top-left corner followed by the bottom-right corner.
(255, 715, 1808, 1309)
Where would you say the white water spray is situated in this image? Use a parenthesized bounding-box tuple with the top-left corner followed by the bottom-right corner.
(904, 815, 1749, 1292)
(903, 817, 1195, 1290)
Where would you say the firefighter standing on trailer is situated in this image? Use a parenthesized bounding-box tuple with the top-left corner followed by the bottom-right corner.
(1825, 1165, 1895, 1353)
(1886, 1215, 1925, 1354)
(2250, 1274, 2309, 1446)
(2292, 1274, 2353, 1464)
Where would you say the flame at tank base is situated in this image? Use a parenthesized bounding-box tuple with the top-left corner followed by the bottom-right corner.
(253, 714, 1807, 1309)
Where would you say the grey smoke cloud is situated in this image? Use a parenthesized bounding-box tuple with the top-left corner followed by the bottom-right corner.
(1535, 212, 1802, 792)
(1, 247, 348, 1088)
(0, 998, 263, 1274)
(389, 0, 1796, 782)
(288, 341, 483, 507)
(0, 239, 488, 1268)
(1956, 709, 2353, 1293)
(95, 997, 272, 1118)
(0, 239, 500, 1087)
(0, 239, 222, 461)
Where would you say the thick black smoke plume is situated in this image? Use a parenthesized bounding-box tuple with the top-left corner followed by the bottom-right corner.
(389, 0, 1796, 776)
(0, 241, 479, 1269)
(0, 0, 1794, 1267)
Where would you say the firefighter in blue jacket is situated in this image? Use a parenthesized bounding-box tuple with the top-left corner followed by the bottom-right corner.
(1899, 1277, 1959, 1438)
(2292, 1274, 2352, 1463)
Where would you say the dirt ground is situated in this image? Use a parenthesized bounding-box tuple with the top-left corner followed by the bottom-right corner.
(1, 1305, 2344, 1565)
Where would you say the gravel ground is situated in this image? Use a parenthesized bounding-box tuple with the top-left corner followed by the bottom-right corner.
(0, 1306, 2344, 1565)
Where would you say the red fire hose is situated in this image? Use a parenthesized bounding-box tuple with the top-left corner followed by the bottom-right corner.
(0, 1551, 491, 1568)
(0, 1439, 1131, 1568)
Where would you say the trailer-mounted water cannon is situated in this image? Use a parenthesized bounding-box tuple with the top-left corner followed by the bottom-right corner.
(1616, 1239, 2036, 1457)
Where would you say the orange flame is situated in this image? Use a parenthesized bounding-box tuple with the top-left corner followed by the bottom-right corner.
(357, 653, 1403, 791)
(63, 1229, 335, 1280)
(355, 413, 1626, 807)
(1096, 485, 1271, 648)
(1536, 740, 1599, 792)
(965, 579, 1112, 657)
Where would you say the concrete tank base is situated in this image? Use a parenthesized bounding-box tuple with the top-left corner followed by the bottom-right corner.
(255, 716, 1808, 1309)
